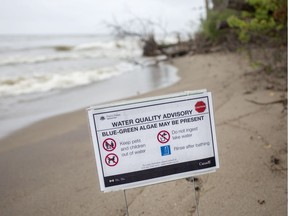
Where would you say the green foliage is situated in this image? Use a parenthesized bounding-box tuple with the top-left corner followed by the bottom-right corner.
(227, 0, 286, 42)
(201, 9, 238, 41)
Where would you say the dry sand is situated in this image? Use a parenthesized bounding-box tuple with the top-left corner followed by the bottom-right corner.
(0, 52, 286, 216)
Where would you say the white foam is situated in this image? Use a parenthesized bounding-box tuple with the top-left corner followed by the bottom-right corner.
(74, 37, 141, 50)
(0, 38, 143, 66)
(0, 62, 140, 97)
(0, 53, 79, 66)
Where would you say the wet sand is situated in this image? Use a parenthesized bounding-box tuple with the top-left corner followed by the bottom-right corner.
(0, 52, 286, 215)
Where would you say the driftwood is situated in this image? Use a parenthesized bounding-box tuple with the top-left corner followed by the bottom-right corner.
(142, 36, 193, 58)
(159, 42, 192, 58)
(158, 41, 221, 57)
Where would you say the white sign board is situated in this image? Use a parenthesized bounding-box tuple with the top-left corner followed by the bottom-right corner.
(87, 90, 219, 192)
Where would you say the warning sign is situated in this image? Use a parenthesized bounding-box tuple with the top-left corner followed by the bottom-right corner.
(88, 90, 219, 192)
(157, 130, 170, 144)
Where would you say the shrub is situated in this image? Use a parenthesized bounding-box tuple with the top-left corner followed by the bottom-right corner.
(227, 0, 287, 43)
(201, 9, 238, 41)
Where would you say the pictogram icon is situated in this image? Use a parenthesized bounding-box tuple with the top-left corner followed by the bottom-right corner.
(195, 101, 206, 113)
(105, 153, 119, 166)
(103, 138, 116, 151)
(160, 145, 171, 156)
(157, 130, 170, 144)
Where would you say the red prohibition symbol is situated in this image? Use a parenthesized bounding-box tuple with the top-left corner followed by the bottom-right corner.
(157, 130, 170, 144)
(103, 138, 116, 151)
(105, 153, 119, 166)
(195, 101, 206, 113)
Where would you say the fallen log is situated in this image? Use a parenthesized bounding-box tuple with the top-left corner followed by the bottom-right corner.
(159, 43, 192, 58)
(142, 40, 193, 58)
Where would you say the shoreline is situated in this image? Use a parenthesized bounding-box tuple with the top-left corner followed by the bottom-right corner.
(0, 52, 286, 215)
(0, 63, 179, 140)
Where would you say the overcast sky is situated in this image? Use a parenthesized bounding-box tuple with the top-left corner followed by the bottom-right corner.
(0, 0, 207, 35)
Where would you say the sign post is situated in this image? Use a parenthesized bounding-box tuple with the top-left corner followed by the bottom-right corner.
(87, 90, 219, 192)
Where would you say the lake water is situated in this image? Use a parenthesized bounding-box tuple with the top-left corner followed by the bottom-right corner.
(0, 35, 179, 139)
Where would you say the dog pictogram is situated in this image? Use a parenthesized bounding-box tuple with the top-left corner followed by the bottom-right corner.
(105, 153, 119, 166)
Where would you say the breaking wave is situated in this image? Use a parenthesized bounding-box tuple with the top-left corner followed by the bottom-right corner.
(0, 38, 142, 66)
(0, 62, 140, 97)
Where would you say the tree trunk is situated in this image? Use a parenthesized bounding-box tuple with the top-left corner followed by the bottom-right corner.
(212, 0, 225, 9)
(205, 0, 210, 14)
(142, 35, 159, 56)
(226, 0, 254, 12)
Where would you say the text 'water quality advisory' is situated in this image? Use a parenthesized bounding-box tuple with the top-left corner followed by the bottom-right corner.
(87, 90, 219, 192)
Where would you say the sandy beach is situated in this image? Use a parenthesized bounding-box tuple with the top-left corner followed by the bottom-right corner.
(0, 52, 286, 215)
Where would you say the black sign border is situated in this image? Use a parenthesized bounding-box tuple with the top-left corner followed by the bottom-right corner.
(92, 95, 216, 189)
